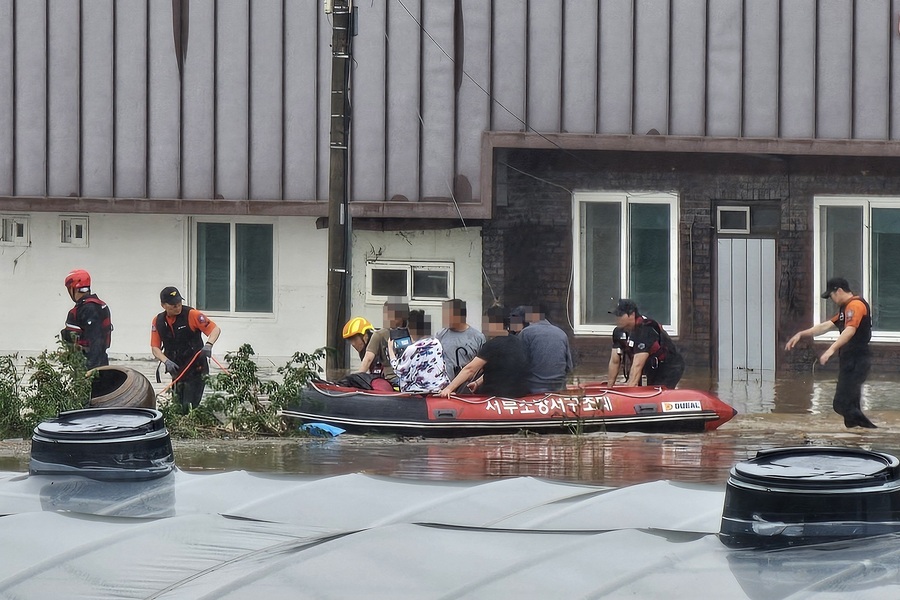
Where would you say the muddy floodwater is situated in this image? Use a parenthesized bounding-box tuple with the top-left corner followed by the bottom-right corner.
(2, 369, 899, 487)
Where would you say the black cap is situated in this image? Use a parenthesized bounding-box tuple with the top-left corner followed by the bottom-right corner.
(160, 286, 184, 304)
(609, 298, 639, 316)
(821, 277, 850, 299)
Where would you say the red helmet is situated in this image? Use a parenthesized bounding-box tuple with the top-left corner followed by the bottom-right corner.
(64, 269, 92, 292)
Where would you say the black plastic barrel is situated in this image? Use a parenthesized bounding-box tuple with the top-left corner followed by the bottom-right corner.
(719, 446, 900, 548)
(30, 407, 174, 481)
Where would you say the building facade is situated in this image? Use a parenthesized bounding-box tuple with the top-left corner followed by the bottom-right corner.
(2, 1, 900, 379)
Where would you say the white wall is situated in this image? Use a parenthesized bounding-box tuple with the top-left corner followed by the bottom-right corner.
(0, 213, 327, 362)
(347, 227, 483, 369)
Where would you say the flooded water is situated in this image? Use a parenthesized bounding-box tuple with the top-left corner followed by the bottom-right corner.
(4, 366, 900, 487)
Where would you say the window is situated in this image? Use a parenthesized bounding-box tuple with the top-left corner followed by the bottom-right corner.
(366, 260, 454, 304)
(60, 216, 89, 246)
(717, 206, 750, 234)
(814, 196, 900, 340)
(573, 192, 679, 335)
(195, 221, 274, 313)
(0, 215, 29, 246)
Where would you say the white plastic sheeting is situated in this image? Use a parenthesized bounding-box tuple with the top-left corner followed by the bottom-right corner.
(0, 470, 897, 598)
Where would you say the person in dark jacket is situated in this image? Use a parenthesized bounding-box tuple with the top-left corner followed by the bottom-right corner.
(438, 305, 530, 398)
(150, 286, 221, 413)
(607, 299, 684, 388)
(61, 269, 112, 370)
(785, 277, 876, 429)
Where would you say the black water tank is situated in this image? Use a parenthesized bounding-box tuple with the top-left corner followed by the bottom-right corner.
(719, 446, 900, 548)
(30, 407, 174, 481)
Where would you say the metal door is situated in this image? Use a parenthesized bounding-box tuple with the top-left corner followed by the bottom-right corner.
(717, 238, 776, 382)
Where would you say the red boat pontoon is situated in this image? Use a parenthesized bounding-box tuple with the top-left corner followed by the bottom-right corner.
(283, 381, 737, 436)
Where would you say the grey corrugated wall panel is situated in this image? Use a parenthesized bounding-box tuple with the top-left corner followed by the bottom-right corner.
(780, 0, 816, 138)
(421, 2, 455, 200)
(669, 0, 706, 135)
(14, 2, 47, 197)
(47, 0, 80, 197)
(250, 0, 284, 200)
(0, 1, 11, 196)
(10, 1, 900, 208)
(599, 0, 633, 134)
(562, 0, 599, 133)
(456, 0, 491, 202)
(147, 0, 179, 199)
(352, 1, 387, 202)
(854, 1, 890, 140)
(743, 0, 779, 138)
(706, 0, 742, 137)
(217, 0, 250, 199)
(81, 1, 114, 198)
(386, 1, 421, 202)
(893, 0, 900, 139)
(491, 0, 526, 132)
(114, 0, 148, 198)
(817, 0, 853, 139)
(527, 0, 562, 133)
(633, 0, 670, 136)
(283, 0, 318, 201)
(316, 7, 331, 203)
(181, 1, 215, 200)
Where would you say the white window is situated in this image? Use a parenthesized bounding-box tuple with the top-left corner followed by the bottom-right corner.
(366, 260, 454, 304)
(814, 196, 900, 341)
(0, 215, 29, 246)
(194, 220, 275, 314)
(573, 191, 679, 335)
(60, 216, 89, 246)
(717, 206, 751, 234)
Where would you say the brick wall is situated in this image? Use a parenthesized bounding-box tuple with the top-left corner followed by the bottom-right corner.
(482, 149, 900, 373)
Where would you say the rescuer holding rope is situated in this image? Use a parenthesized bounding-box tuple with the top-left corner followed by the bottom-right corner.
(150, 286, 221, 413)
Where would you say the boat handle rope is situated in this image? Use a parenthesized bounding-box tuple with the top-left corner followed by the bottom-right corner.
(156, 349, 230, 399)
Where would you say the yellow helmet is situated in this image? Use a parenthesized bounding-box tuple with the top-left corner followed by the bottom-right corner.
(342, 316, 374, 339)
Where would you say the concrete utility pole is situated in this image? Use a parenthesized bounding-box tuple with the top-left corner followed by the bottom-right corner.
(325, 0, 354, 377)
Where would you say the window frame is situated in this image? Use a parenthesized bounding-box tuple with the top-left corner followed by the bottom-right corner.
(191, 217, 277, 318)
(813, 195, 900, 343)
(365, 260, 455, 305)
(0, 214, 29, 246)
(572, 191, 679, 336)
(59, 215, 89, 247)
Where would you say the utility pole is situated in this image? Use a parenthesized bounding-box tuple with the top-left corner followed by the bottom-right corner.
(325, 0, 354, 377)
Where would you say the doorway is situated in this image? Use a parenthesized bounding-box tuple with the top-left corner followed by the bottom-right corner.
(716, 237, 776, 382)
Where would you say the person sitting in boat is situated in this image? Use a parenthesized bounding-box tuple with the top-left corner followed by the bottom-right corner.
(436, 299, 486, 381)
(519, 304, 573, 393)
(342, 316, 377, 368)
(438, 305, 530, 398)
(357, 300, 409, 385)
(607, 298, 684, 388)
(388, 309, 449, 394)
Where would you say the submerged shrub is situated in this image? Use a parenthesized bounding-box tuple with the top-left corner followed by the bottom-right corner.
(0, 342, 92, 438)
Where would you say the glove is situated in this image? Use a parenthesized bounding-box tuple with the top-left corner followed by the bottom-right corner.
(201, 343, 214, 359)
(164, 359, 180, 375)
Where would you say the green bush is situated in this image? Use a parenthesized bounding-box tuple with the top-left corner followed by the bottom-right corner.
(0, 341, 92, 439)
(164, 344, 326, 437)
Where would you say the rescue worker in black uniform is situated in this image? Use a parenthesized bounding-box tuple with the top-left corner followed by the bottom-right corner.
(61, 269, 112, 370)
(606, 298, 684, 388)
(150, 286, 221, 413)
(785, 277, 876, 428)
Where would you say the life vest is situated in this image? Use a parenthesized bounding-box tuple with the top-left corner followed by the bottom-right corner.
(155, 307, 208, 377)
(64, 295, 112, 349)
(837, 297, 872, 352)
(639, 316, 677, 363)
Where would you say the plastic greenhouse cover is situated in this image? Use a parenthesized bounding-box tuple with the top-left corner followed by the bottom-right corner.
(0, 470, 898, 598)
